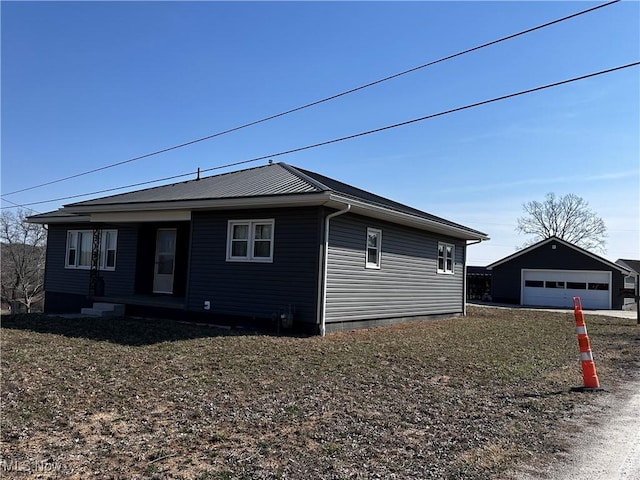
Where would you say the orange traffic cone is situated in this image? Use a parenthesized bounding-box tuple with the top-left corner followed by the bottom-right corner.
(571, 297, 603, 392)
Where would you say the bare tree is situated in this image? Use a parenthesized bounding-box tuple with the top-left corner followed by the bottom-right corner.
(1, 209, 47, 313)
(516, 193, 607, 254)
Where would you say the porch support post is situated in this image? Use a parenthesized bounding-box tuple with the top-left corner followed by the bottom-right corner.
(88, 228, 101, 300)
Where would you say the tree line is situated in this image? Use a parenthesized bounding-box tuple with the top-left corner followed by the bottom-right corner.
(1, 210, 46, 313)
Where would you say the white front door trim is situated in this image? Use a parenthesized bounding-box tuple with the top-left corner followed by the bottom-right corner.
(153, 228, 177, 294)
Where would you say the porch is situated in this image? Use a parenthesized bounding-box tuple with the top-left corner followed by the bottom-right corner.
(93, 294, 186, 318)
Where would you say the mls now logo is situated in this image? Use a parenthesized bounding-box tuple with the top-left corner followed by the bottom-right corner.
(1, 459, 64, 473)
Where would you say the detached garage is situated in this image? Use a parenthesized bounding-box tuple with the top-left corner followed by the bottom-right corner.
(488, 236, 631, 310)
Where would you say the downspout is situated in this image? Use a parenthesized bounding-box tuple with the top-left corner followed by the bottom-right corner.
(320, 204, 351, 336)
(464, 239, 484, 316)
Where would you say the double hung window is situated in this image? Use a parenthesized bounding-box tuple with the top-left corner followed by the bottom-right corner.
(366, 228, 382, 269)
(227, 220, 274, 262)
(437, 242, 454, 274)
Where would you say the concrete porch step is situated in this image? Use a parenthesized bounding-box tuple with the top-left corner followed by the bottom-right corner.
(81, 302, 125, 317)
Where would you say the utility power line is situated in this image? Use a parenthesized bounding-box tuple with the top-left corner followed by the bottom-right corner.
(0, 0, 620, 199)
(5, 61, 638, 211)
(0, 197, 41, 214)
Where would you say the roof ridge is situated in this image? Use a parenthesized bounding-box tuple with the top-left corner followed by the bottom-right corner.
(290, 165, 486, 235)
(278, 163, 330, 192)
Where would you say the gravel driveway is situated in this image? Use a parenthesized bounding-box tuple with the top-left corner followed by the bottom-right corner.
(477, 302, 640, 480)
(519, 375, 640, 480)
(469, 301, 638, 320)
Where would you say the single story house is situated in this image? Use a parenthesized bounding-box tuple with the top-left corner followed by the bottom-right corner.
(487, 236, 632, 310)
(28, 162, 488, 334)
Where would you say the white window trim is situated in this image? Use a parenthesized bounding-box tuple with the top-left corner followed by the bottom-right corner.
(226, 219, 275, 263)
(437, 242, 455, 275)
(65, 229, 118, 271)
(624, 275, 636, 289)
(365, 228, 382, 269)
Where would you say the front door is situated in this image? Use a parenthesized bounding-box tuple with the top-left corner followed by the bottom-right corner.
(153, 228, 177, 294)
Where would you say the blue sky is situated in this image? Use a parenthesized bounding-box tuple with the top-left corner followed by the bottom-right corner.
(2, 1, 638, 265)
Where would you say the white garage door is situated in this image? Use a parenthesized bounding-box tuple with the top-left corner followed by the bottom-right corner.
(521, 270, 611, 309)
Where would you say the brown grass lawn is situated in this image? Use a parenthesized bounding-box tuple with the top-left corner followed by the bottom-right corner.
(1, 306, 639, 479)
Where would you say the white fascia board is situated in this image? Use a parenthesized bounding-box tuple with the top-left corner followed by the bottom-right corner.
(487, 237, 555, 269)
(63, 192, 332, 214)
(325, 194, 489, 241)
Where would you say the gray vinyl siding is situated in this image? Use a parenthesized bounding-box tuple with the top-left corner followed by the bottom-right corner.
(325, 214, 465, 324)
(44, 223, 137, 297)
(187, 207, 322, 325)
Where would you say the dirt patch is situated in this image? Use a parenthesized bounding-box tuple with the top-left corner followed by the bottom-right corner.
(2, 307, 639, 479)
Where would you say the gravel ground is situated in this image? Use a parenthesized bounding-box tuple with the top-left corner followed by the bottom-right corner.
(516, 375, 640, 480)
(488, 303, 640, 480)
(469, 301, 639, 320)
(2, 307, 639, 479)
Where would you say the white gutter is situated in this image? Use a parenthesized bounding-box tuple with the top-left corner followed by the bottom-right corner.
(325, 194, 488, 241)
(320, 204, 351, 336)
